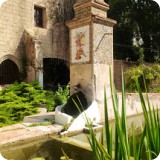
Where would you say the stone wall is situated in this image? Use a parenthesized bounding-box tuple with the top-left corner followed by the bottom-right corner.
(0, 0, 46, 73)
(93, 23, 113, 103)
(0, 0, 33, 64)
(0, 0, 69, 83)
(99, 92, 160, 122)
(67, 0, 116, 107)
(52, 23, 69, 60)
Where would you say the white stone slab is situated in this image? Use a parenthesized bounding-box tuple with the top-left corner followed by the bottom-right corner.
(0, 153, 6, 160)
(68, 101, 101, 132)
(0, 0, 7, 6)
(23, 112, 55, 123)
(55, 105, 73, 125)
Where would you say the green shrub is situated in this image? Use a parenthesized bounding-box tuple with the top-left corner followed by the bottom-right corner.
(0, 101, 38, 127)
(53, 85, 70, 107)
(125, 63, 160, 92)
(0, 82, 69, 127)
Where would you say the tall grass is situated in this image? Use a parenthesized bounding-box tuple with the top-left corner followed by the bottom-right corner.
(87, 69, 160, 160)
(136, 77, 160, 159)
(63, 69, 160, 160)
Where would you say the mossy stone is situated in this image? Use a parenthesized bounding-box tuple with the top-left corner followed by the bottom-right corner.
(31, 158, 45, 160)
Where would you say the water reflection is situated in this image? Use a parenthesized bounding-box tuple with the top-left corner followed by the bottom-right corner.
(1, 137, 93, 160)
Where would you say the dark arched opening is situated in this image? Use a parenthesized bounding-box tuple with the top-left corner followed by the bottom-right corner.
(0, 59, 19, 85)
(43, 58, 70, 91)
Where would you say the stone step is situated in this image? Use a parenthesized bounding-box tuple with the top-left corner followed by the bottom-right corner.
(23, 112, 55, 123)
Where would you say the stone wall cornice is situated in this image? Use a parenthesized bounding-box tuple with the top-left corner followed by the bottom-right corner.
(74, 1, 109, 12)
(66, 15, 117, 28)
(66, 16, 92, 28)
(93, 16, 117, 27)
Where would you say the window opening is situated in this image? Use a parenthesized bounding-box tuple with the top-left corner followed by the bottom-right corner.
(34, 6, 46, 28)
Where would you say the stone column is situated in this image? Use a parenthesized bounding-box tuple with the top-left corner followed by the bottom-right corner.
(34, 39, 43, 88)
(66, 0, 116, 119)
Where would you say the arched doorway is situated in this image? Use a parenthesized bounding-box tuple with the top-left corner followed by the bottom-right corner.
(43, 58, 70, 91)
(0, 59, 19, 85)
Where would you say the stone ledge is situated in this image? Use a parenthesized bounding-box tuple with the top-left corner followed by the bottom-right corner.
(23, 112, 55, 123)
(0, 124, 63, 151)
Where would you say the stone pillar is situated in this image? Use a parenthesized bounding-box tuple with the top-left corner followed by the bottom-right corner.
(34, 39, 43, 88)
(66, 0, 116, 116)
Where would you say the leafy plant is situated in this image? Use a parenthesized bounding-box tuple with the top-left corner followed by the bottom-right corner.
(125, 63, 160, 92)
(0, 82, 69, 127)
(53, 85, 69, 107)
(60, 68, 160, 160)
(0, 102, 38, 127)
(61, 149, 73, 160)
(86, 69, 160, 160)
(136, 77, 160, 159)
(28, 120, 55, 127)
(133, 46, 144, 63)
(31, 158, 45, 160)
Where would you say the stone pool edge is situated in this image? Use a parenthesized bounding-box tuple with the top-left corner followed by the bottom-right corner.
(0, 124, 64, 151)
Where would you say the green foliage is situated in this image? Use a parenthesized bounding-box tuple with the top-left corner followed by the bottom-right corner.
(133, 46, 144, 63)
(53, 85, 69, 107)
(60, 70, 160, 160)
(125, 63, 160, 92)
(61, 149, 73, 160)
(28, 120, 55, 127)
(87, 69, 160, 160)
(136, 79, 160, 159)
(105, 0, 160, 62)
(0, 82, 69, 127)
(0, 102, 38, 127)
(31, 158, 45, 160)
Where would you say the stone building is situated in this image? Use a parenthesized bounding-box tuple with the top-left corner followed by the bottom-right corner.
(0, 0, 70, 89)
(0, 0, 124, 92)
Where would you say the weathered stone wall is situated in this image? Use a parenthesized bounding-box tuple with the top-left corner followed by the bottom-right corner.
(67, 0, 116, 109)
(70, 64, 95, 105)
(104, 93, 160, 122)
(52, 23, 69, 60)
(0, 0, 33, 63)
(93, 24, 113, 65)
(93, 23, 113, 103)
(69, 21, 114, 105)
(0, 0, 69, 83)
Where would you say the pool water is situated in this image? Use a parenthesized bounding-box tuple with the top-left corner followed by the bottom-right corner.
(1, 137, 94, 160)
